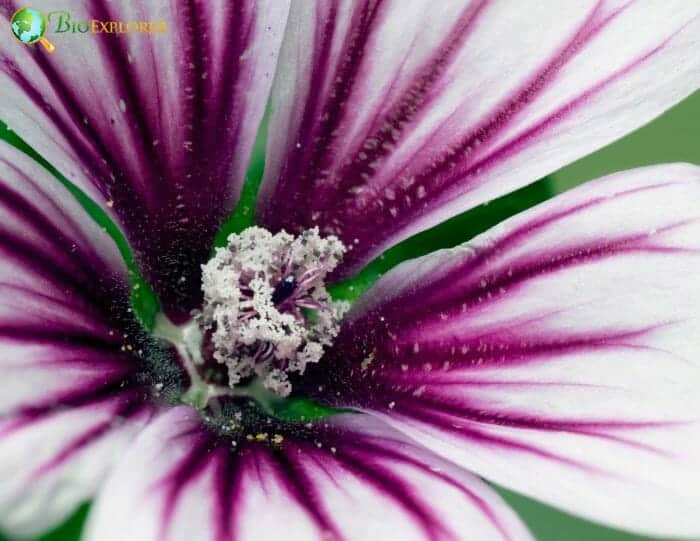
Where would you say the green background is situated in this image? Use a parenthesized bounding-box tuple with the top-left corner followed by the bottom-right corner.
(0, 86, 698, 540)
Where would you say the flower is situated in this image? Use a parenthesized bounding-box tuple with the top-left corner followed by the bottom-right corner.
(1, 1, 700, 540)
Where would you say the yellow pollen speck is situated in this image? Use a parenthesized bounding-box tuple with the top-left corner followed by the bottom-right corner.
(255, 433, 268, 442)
(106, 200, 114, 207)
(245, 434, 254, 441)
(272, 434, 284, 445)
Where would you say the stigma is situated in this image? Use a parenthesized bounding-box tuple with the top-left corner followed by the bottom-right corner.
(195, 227, 348, 397)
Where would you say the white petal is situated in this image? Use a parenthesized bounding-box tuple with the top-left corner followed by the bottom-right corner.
(314, 164, 700, 538)
(257, 0, 700, 277)
(0, 399, 149, 537)
(0, 141, 151, 535)
(85, 407, 531, 541)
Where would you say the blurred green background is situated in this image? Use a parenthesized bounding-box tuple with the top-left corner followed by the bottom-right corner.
(0, 88, 698, 541)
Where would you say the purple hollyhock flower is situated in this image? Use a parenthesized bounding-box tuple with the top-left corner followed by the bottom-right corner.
(1, 1, 700, 540)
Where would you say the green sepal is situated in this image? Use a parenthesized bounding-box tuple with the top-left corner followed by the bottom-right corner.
(267, 396, 356, 422)
(128, 272, 160, 331)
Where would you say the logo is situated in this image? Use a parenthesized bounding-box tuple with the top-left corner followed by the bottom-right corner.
(9, 7, 168, 53)
(10, 7, 55, 53)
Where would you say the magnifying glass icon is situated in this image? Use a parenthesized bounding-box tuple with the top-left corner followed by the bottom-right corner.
(10, 7, 56, 53)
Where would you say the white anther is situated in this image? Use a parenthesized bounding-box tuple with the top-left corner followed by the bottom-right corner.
(196, 227, 348, 397)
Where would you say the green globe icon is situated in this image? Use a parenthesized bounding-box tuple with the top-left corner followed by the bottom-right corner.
(10, 7, 45, 43)
(10, 7, 55, 52)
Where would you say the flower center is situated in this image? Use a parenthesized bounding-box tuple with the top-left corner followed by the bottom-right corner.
(156, 227, 348, 408)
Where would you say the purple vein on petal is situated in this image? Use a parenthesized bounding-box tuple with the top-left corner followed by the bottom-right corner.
(259, 0, 700, 282)
(158, 431, 215, 539)
(319, 446, 446, 541)
(29, 395, 149, 478)
(83, 407, 534, 540)
(212, 446, 242, 541)
(338, 437, 517, 539)
(268, 445, 344, 541)
(365, 181, 688, 322)
(0, 1, 289, 318)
